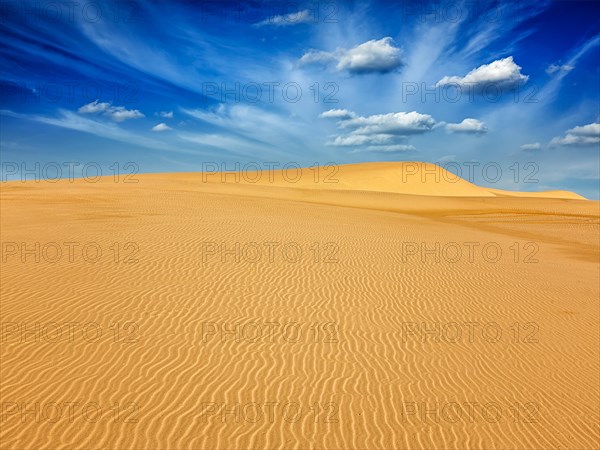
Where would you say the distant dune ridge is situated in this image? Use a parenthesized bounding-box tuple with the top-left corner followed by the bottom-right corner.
(1, 162, 598, 449)
(202, 162, 586, 199)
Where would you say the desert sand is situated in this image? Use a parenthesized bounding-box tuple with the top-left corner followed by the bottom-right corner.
(1, 162, 598, 449)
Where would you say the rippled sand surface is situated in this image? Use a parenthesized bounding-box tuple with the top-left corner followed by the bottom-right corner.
(1, 163, 598, 449)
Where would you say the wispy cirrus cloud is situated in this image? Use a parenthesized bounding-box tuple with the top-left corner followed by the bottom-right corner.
(546, 63, 574, 75)
(538, 34, 600, 102)
(520, 142, 541, 151)
(254, 9, 314, 27)
(0, 108, 192, 154)
(180, 104, 316, 159)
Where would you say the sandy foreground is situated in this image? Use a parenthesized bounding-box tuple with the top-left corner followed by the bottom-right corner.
(1, 162, 598, 449)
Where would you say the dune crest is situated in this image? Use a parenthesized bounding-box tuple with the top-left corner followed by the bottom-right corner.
(204, 162, 586, 199)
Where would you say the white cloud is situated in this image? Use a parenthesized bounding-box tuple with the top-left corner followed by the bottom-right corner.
(255, 9, 313, 27)
(152, 123, 172, 132)
(520, 142, 541, 150)
(446, 118, 488, 135)
(436, 56, 528, 91)
(340, 111, 436, 135)
(109, 107, 145, 122)
(324, 110, 434, 152)
(78, 100, 144, 122)
(300, 50, 336, 65)
(327, 134, 397, 146)
(337, 38, 404, 74)
(300, 37, 404, 74)
(550, 122, 600, 147)
(567, 123, 600, 137)
(546, 63, 574, 75)
(78, 100, 111, 114)
(319, 109, 357, 120)
(159, 111, 174, 118)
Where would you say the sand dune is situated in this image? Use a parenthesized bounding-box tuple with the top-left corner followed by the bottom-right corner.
(208, 162, 586, 199)
(485, 187, 586, 200)
(1, 163, 598, 449)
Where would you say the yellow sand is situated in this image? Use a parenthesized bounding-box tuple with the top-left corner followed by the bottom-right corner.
(1, 162, 598, 449)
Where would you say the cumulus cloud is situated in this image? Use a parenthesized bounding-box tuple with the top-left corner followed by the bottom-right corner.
(445, 118, 488, 134)
(78, 100, 144, 122)
(520, 142, 541, 150)
(110, 107, 145, 122)
(158, 111, 174, 118)
(569, 123, 600, 136)
(546, 63, 574, 75)
(337, 38, 404, 74)
(255, 9, 313, 27)
(340, 111, 436, 135)
(299, 50, 336, 66)
(323, 109, 435, 152)
(78, 100, 111, 114)
(300, 37, 404, 74)
(550, 122, 600, 147)
(327, 134, 397, 146)
(436, 56, 528, 91)
(319, 109, 357, 120)
(152, 123, 172, 132)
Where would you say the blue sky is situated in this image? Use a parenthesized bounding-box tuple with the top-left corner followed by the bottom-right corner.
(1, 0, 599, 197)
